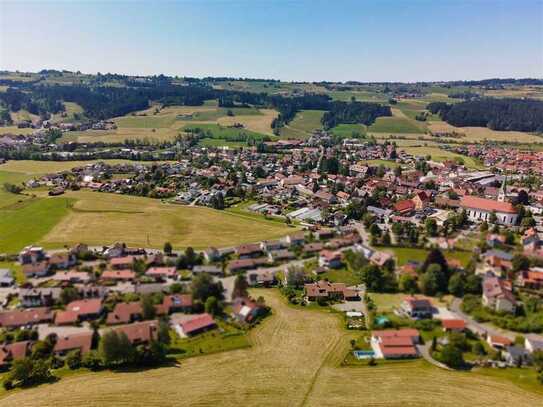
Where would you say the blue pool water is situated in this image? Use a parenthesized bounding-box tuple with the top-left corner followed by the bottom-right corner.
(353, 350, 375, 360)
(375, 315, 389, 325)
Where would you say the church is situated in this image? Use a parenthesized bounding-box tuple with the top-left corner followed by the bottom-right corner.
(459, 178, 518, 225)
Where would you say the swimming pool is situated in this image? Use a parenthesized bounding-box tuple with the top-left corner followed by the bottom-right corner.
(353, 350, 375, 359)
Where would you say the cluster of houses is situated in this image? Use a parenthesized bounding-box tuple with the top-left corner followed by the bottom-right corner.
(0, 241, 278, 370)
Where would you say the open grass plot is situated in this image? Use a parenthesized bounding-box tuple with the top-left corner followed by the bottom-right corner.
(279, 110, 325, 139)
(1, 289, 541, 406)
(0, 160, 142, 175)
(39, 191, 292, 249)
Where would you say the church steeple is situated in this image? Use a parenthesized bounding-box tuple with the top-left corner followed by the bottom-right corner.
(498, 176, 507, 202)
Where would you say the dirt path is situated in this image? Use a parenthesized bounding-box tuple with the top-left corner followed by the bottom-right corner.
(2, 290, 541, 407)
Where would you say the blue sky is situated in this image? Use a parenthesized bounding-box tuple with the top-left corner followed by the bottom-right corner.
(1, 0, 542, 82)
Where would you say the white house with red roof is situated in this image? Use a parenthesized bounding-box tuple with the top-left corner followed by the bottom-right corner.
(371, 329, 420, 359)
(459, 195, 518, 225)
(175, 313, 216, 337)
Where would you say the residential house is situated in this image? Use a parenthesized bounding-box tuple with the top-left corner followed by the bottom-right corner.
(318, 250, 343, 269)
(487, 335, 513, 350)
(53, 332, 93, 356)
(192, 265, 223, 277)
(65, 298, 103, 321)
(0, 269, 14, 287)
(442, 319, 466, 333)
(525, 334, 543, 354)
(162, 294, 193, 313)
(393, 199, 416, 215)
(482, 276, 516, 313)
(101, 270, 136, 282)
(0, 308, 54, 328)
(145, 267, 178, 281)
(400, 296, 434, 319)
(19, 288, 58, 308)
(0, 341, 33, 368)
(112, 320, 158, 345)
(106, 302, 142, 325)
(175, 313, 216, 337)
(371, 329, 420, 359)
(231, 297, 266, 323)
(304, 280, 359, 301)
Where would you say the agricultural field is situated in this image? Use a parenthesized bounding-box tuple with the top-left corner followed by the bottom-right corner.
(2, 289, 541, 406)
(329, 123, 366, 138)
(184, 123, 272, 146)
(0, 160, 294, 253)
(427, 121, 543, 144)
(0, 197, 74, 254)
(0, 159, 142, 174)
(368, 116, 425, 134)
(216, 108, 277, 136)
(399, 146, 485, 169)
(279, 110, 325, 139)
(57, 103, 277, 143)
(0, 126, 35, 136)
(38, 191, 292, 250)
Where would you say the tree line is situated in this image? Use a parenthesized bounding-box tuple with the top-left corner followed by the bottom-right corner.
(427, 98, 543, 132)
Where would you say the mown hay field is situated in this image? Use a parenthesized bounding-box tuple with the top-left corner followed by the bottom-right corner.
(427, 121, 543, 144)
(216, 108, 278, 135)
(39, 191, 293, 250)
(1, 289, 541, 407)
(0, 159, 142, 174)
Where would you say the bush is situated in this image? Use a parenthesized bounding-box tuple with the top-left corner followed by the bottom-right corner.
(66, 350, 82, 370)
(81, 350, 102, 370)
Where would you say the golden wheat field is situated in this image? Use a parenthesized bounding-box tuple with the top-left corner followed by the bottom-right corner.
(1, 290, 541, 407)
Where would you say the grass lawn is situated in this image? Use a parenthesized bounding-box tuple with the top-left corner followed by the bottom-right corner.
(320, 267, 359, 286)
(368, 116, 425, 134)
(1, 290, 541, 406)
(0, 197, 74, 254)
(384, 246, 472, 267)
(169, 321, 250, 359)
(359, 159, 399, 169)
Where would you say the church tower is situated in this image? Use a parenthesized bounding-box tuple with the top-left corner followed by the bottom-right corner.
(497, 176, 507, 202)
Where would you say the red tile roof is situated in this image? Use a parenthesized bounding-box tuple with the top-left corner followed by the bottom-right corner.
(0, 308, 53, 328)
(106, 302, 142, 325)
(179, 313, 216, 335)
(113, 320, 158, 344)
(101, 270, 136, 280)
(442, 319, 466, 330)
(54, 332, 93, 354)
(66, 298, 102, 317)
(55, 310, 79, 325)
(460, 195, 516, 214)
